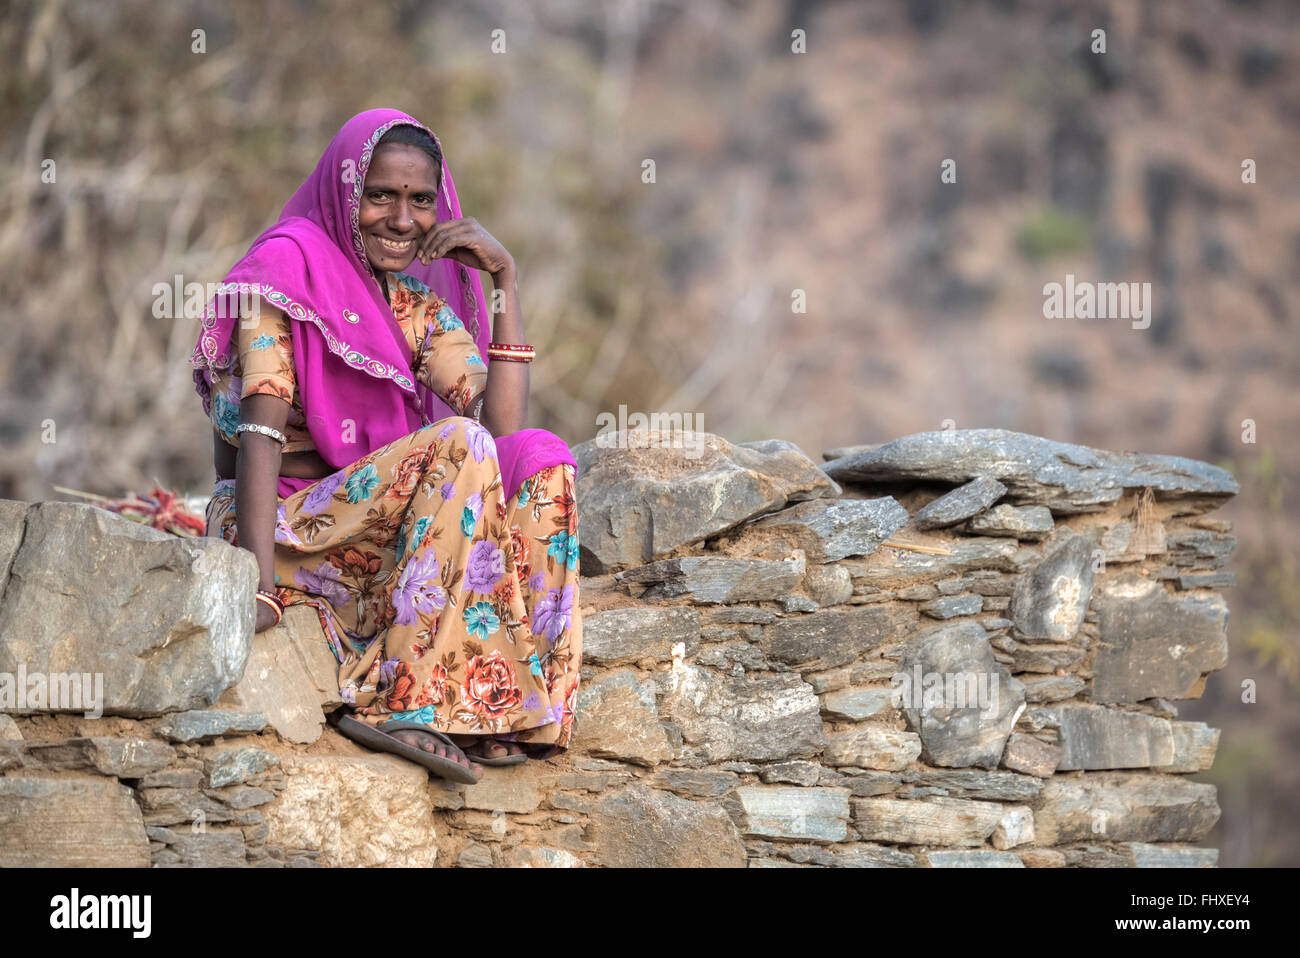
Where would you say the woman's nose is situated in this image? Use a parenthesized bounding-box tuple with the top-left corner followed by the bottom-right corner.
(389, 202, 414, 231)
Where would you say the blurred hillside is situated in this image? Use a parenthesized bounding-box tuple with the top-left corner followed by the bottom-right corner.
(0, 0, 1297, 864)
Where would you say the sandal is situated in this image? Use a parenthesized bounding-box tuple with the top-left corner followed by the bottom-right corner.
(458, 737, 528, 766)
(327, 712, 481, 784)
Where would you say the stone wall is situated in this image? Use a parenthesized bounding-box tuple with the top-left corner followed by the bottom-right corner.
(0, 427, 1238, 867)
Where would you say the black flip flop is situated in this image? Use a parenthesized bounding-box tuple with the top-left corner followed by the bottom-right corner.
(327, 712, 481, 784)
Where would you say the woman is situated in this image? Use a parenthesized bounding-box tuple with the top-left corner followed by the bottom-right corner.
(190, 109, 582, 784)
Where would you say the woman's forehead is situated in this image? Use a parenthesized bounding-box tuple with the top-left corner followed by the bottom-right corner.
(365, 143, 439, 186)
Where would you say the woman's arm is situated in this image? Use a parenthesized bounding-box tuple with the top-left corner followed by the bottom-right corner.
(413, 218, 528, 437)
(479, 263, 529, 437)
(235, 392, 290, 631)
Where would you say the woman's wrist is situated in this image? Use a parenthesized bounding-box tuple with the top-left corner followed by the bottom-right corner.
(490, 260, 516, 287)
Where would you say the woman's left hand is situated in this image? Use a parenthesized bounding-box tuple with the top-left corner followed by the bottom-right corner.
(416, 216, 514, 276)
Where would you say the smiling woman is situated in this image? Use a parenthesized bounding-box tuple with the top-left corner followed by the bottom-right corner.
(189, 109, 583, 784)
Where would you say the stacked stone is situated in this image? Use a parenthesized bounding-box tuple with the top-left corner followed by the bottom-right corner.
(0, 426, 1238, 867)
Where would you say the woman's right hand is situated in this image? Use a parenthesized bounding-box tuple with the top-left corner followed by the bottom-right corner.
(254, 601, 281, 633)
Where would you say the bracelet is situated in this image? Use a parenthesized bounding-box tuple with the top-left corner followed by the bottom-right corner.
(258, 587, 286, 609)
(255, 590, 284, 625)
(237, 422, 288, 447)
(487, 342, 535, 364)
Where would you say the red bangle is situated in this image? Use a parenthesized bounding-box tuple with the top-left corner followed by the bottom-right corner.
(255, 589, 284, 625)
(487, 341, 534, 364)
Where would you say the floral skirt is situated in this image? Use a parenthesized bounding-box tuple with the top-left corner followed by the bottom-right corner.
(206, 416, 582, 751)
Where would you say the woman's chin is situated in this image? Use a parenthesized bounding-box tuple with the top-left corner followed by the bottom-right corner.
(368, 252, 417, 274)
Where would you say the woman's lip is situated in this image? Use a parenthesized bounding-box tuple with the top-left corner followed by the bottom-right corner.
(373, 235, 414, 252)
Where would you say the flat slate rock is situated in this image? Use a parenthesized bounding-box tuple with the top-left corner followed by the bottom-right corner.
(572, 431, 840, 573)
(747, 497, 910, 562)
(724, 785, 852, 842)
(1047, 704, 1175, 770)
(19, 737, 176, 778)
(913, 477, 1007, 530)
(1090, 573, 1229, 703)
(840, 537, 1021, 589)
(852, 796, 1003, 847)
(1157, 721, 1220, 773)
(0, 776, 151, 867)
(965, 504, 1055, 541)
(155, 710, 268, 744)
(586, 784, 747, 867)
(655, 666, 825, 765)
(922, 849, 1025, 867)
(1033, 772, 1220, 844)
(760, 604, 919, 671)
(823, 429, 1239, 514)
(581, 606, 700, 666)
(1124, 843, 1219, 867)
(899, 768, 1043, 802)
(618, 554, 805, 603)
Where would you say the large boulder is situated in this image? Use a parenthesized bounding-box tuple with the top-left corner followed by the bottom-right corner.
(0, 500, 255, 717)
(572, 430, 840, 573)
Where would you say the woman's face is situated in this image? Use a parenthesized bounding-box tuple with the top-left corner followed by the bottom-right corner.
(358, 143, 440, 274)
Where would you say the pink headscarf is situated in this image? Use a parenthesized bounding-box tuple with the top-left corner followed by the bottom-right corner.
(191, 108, 574, 500)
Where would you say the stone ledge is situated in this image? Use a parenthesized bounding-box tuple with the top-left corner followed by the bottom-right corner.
(0, 428, 1236, 867)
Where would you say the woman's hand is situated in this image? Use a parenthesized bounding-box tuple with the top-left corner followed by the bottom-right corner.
(416, 216, 514, 276)
(254, 600, 281, 633)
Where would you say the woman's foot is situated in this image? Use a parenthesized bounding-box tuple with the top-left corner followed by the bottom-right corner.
(452, 735, 524, 760)
(384, 727, 482, 779)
